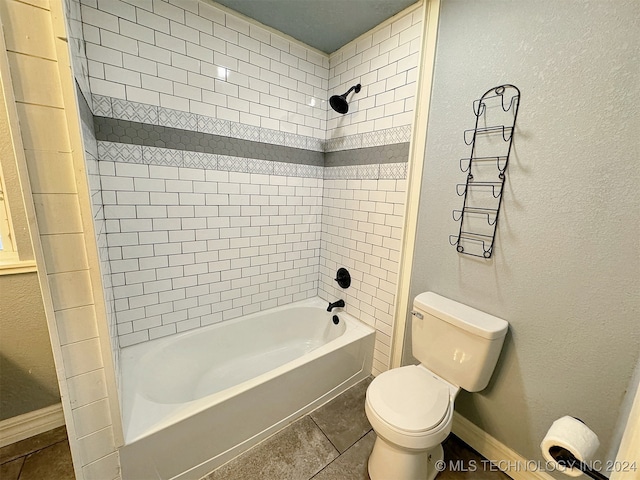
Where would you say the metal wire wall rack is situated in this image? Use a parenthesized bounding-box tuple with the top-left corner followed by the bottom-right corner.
(450, 84, 521, 258)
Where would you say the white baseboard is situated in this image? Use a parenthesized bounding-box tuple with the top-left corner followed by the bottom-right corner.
(452, 412, 555, 480)
(0, 403, 65, 448)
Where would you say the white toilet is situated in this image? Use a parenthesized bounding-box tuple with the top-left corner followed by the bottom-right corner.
(365, 292, 509, 480)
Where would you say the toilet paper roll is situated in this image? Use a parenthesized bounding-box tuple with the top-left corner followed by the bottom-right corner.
(540, 416, 600, 477)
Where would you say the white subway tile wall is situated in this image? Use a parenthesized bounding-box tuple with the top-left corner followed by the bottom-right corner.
(80, 104, 121, 392)
(99, 159, 322, 346)
(75, 2, 422, 373)
(64, 0, 91, 101)
(326, 7, 422, 140)
(319, 176, 406, 376)
(81, 0, 329, 140)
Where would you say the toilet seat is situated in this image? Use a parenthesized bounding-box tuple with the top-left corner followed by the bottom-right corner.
(367, 365, 451, 435)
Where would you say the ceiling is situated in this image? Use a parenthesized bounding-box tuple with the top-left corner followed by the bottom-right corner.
(214, 0, 418, 54)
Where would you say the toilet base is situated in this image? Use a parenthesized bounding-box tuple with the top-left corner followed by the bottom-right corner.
(368, 435, 444, 480)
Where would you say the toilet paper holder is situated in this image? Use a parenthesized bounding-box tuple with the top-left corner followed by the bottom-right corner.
(548, 443, 608, 480)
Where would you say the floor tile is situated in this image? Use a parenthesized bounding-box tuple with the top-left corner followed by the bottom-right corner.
(18, 441, 75, 480)
(0, 426, 68, 464)
(0, 457, 24, 480)
(311, 431, 376, 480)
(437, 435, 511, 479)
(310, 377, 372, 453)
(203, 416, 339, 480)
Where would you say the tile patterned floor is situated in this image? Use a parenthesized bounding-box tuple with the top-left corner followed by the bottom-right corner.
(202, 377, 511, 480)
(0, 379, 511, 480)
(0, 426, 74, 480)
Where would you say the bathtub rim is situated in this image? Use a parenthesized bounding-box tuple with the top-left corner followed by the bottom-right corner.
(119, 296, 374, 444)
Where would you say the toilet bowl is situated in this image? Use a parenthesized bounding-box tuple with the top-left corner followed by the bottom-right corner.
(365, 292, 509, 480)
(365, 365, 459, 480)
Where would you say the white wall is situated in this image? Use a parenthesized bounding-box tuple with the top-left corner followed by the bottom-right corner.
(409, 0, 640, 473)
(317, 6, 422, 375)
(80, 0, 328, 141)
(73, 0, 423, 375)
(99, 155, 321, 346)
(319, 174, 406, 375)
(327, 7, 422, 140)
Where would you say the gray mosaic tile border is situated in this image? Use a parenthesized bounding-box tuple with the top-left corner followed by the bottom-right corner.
(92, 95, 324, 152)
(324, 163, 407, 180)
(324, 125, 412, 152)
(324, 143, 410, 167)
(94, 116, 324, 167)
(97, 141, 324, 178)
(89, 96, 410, 180)
(90, 95, 411, 155)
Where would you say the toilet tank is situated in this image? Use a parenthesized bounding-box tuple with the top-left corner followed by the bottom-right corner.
(411, 292, 508, 392)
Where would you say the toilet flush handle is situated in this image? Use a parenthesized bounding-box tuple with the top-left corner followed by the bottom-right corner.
(410, 310, 423, 320)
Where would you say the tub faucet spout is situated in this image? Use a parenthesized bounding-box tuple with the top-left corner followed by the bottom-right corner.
(327, 299, 345, 312)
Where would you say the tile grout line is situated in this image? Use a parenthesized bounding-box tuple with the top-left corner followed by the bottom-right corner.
(307, 414, 340, 457)
(306, 414, 342, 480)
(307, 423, 374, 480)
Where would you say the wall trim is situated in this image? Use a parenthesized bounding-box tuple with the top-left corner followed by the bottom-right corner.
(611, 376, 640, 480)
(0, 403, 65, 448)
(453, 412, 555, 480)
(0, 260, 37, 275)
(390, 0, 441, 369)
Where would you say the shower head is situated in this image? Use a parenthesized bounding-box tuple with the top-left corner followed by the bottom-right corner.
(329, 84, 361, 114)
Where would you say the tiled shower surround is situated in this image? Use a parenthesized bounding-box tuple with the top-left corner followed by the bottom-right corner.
(100, 150, 324, 347)
(72, 0, 423, 375)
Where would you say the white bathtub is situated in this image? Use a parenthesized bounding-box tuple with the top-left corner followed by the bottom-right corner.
(119, 297, 375, 480)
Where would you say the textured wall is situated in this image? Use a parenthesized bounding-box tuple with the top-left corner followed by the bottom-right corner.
(0, 273, 60, 420)
(408, 0, 640, 473)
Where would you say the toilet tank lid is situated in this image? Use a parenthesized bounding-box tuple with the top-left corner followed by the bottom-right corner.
(413, 292, 508, 340)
